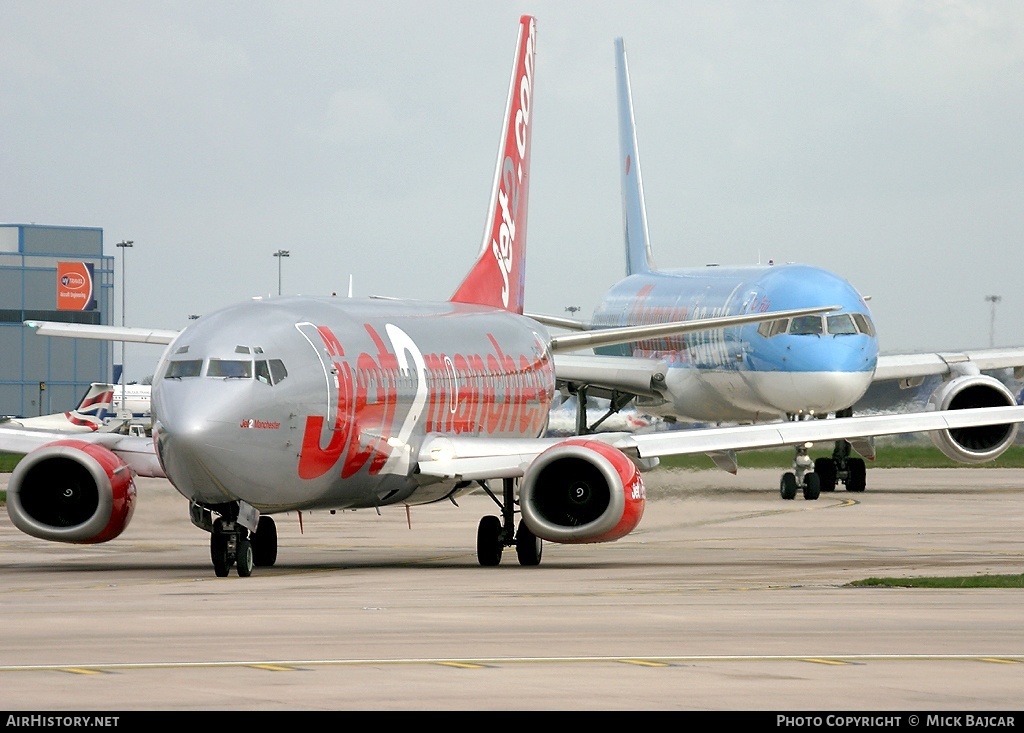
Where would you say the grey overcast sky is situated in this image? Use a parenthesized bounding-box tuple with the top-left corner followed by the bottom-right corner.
(3, 1, 1023, 382)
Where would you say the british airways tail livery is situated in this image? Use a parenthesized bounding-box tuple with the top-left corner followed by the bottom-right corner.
(544, 38, 1024, 500)
(3, 383, 118, 433)
(6, 19, 1024, 578)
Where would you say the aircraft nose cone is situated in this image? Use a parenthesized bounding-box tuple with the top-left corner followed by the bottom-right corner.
(154, 383, 242, 503)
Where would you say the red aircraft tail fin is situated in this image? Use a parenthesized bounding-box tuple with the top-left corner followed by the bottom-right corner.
(449, 15, 536, 315)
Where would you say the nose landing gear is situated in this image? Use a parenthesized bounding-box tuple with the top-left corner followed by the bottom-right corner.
(193, 502, 278, 577)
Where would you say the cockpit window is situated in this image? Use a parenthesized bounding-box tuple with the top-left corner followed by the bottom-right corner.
(255, 359, 289, 385)
(852, 313, 875, 337)
(165, 359, 202, 378)
(757, 318, 790, 338)
(208, 359, 252, 379)
(826, 314, 858, 335)
(789, 315, 823, 336)
(758, 312, 876, 338)
(269, 359, 288, 384)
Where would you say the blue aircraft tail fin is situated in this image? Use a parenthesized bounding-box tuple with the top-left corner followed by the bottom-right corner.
(616, 37, 656, 276)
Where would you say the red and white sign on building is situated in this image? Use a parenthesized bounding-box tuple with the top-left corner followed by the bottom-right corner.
(56, 261, 96, 311)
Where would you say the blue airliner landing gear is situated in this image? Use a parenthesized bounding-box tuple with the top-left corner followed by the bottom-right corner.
(814, 419, 867, 493)
(781, 434, 820, 500)
(476, 477, 542, 567)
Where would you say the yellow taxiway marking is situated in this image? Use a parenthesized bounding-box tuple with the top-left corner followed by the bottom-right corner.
(248, 664, 299, 671)
(3, 653, 1022, 674)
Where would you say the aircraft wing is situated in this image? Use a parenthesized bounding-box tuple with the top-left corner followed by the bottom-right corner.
(874, 348, 1024, 384)
(23, 320, 180, 345)
(524, 312, 589, 331)
(415, 404, 1024, 481)
(544, 305, 838, 354)
(0, 427, 165, 478)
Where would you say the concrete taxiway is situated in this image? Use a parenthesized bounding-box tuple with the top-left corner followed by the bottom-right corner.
(0, 468, 1021, 710)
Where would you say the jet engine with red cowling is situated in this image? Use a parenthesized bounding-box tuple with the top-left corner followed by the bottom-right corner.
(519, 438, 646, 543)
(6, 439, 137, 544)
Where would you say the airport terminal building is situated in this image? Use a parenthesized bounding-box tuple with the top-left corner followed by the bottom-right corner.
(0, 224, 114, 418)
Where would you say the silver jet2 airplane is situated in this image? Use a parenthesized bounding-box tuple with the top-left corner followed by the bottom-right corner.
(5, 15, 1024, 577)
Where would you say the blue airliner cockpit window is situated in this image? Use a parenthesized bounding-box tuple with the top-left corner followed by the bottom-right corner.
(164, 359, 203, 378)
(208, 359, 253, 379)
(826, 314, 858, 335)
(852, 313, 876, 337)
(757, 318, 790, 337)
(758, 313, 875, 338)
(789, 316, 823, 335)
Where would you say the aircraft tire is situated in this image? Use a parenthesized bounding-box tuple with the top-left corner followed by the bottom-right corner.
(780, 472, 798, 500)
(252, 516, 278, 567)
(846, 458, 867, 492)
(236, 539, 254, 577)
(515, 519, 542, 567)
(814, 458, 837, 492)
(211, 519, 230, 578)
(476, 515, 503, 567)
(802, 472, 821, 500)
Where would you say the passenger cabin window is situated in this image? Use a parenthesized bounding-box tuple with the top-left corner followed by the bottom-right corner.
(208, 359, 253, 379)
(165, 359, 202, 378)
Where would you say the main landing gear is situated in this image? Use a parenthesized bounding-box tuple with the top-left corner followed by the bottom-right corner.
(195, 502, 278, 577)
(813, 438, 866, 494)
(475, 477, 542, 567)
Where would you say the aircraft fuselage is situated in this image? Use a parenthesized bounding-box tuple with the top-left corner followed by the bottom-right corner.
(592, 262, 878, 422)
(152, 296, 555, 512)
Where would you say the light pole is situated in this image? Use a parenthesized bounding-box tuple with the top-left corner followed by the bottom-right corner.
(985, 295, 1002, 348)
(273, 249, 290, 295)
(116, 240, 133, 416)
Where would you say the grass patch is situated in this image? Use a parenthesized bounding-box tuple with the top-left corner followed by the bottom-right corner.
(655, 444, 1024, 470)
(0, 453, 22, 473)
(849, 574, 1024, 588)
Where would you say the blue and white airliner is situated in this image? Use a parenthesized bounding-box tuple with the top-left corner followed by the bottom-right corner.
(537, 38, 1024, 500)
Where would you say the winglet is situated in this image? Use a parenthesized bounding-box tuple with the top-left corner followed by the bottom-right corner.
(616, 37, 655, 276)
(449, 15, 536, 314)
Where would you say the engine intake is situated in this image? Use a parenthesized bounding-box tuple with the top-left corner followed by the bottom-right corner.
(7, 440, 137, 544)
(519, 438, 645, 544)
(927, 374, 1019, 463)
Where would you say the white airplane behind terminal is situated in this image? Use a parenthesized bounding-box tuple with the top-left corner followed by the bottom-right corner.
(531, 38, 1024, 500)
(4, 17, 1024, 578)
